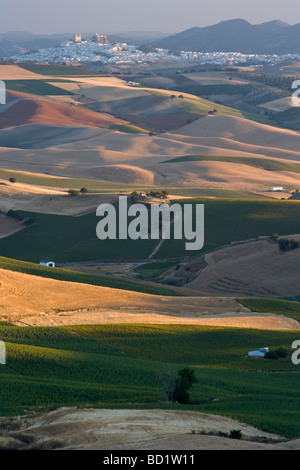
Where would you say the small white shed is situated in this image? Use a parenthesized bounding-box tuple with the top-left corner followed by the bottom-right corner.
(248, 347, 269, 357)
(40, 260, 55, 268)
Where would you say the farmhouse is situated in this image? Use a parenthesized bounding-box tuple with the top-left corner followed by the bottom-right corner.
(40, 260, 55, 268)
(248, 347, 269, 357)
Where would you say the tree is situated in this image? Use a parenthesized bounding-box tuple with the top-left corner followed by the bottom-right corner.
(68, 189, 80, 197)
(9, 177, 16, 183)
(172, 368, 198, 404)
(156, 364, 178, 403)
(80, 187, 88, 195)
(157, 366, 198, 404)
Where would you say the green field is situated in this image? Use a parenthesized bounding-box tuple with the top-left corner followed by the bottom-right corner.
(237, 298, 300, 323)
(18, 62, 106, 76)
(154, 198, 300, 258)
(5, 79, 74, 96)
(133, 261, 177, 279)
(0, 323, 299, 437)
(162, 155, 300, 175)
(0, 257, 181, 297)
(1, 199, 300, 263)
(168, 188, 270, 199)
(109, 124, 149, 134)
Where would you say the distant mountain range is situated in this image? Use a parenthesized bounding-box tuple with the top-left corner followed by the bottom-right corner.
(147, 19, 300, 55)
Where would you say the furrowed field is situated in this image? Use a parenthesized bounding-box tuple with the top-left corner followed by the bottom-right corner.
(0, 324, 299, 438)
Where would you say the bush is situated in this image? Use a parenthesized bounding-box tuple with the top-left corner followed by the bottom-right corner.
(9, 177, 16, 183)
(274, 348, 288, 358)
(278, 238, 299, 251)
(229, 430, 242, 440)
(265, 351, 278, 360)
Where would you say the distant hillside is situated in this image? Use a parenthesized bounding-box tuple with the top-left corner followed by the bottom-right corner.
(0, 31, 123, 58)
(148, 19, 300, 55)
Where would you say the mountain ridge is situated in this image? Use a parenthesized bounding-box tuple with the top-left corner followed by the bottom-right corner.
(146, 18, 300, 54)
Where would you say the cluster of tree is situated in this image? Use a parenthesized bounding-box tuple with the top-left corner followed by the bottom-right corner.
(265, 348, 288, 360)
(278, 238, 299, 252)
(130, 190, 169, 204)
(269, 233, 299, 251)
(157, 365, 198, 404)
(68, 188, 88, 197)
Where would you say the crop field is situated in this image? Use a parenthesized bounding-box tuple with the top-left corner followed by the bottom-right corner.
(1, 199, 300, 263)
(109, 123, 150, 134)
(5, 79, 74, 96)
(18, 62, 107, 76)
(0, 257, 181, 296)
(133, 261, 178, 279)
(162, 155, 300, 174)
(0, 208, 158, 262)
(153, 198, 300, 258)
(237, 298, 300, 323)
(0, 323, 299, 437)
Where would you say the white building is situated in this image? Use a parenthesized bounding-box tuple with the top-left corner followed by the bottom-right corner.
(271, 186, 283, 192)
(40, 260, 55, 268)
(248, 347, 269, 357)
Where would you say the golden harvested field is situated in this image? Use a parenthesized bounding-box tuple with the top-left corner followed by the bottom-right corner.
(0, 268, 298, 329)
(0, 65, 49, 80)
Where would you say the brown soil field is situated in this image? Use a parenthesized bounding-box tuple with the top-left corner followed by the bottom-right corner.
(0, 180, 119, 215)
(0, 96, 131, 129)
(175, 114, 300, 152)
(0, 268, 298, 329)
(2, 408, 298, 451)
(259, 97, 297, 112)
(183, 235, 300, 298)
(0, 213, 25, 238)
(0, 80, 300, 194)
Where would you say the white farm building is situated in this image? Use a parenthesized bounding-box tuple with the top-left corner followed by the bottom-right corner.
(40, 260, 55, 268)
(248, 347, 269, 357)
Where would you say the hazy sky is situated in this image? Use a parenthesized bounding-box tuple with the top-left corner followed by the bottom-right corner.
(1, 0, 300, 34)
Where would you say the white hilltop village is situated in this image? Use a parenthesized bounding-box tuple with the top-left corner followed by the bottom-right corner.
(9, 33, 300, 66)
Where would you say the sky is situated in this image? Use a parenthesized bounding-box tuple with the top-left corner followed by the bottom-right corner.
(1, 0, 300, 34)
